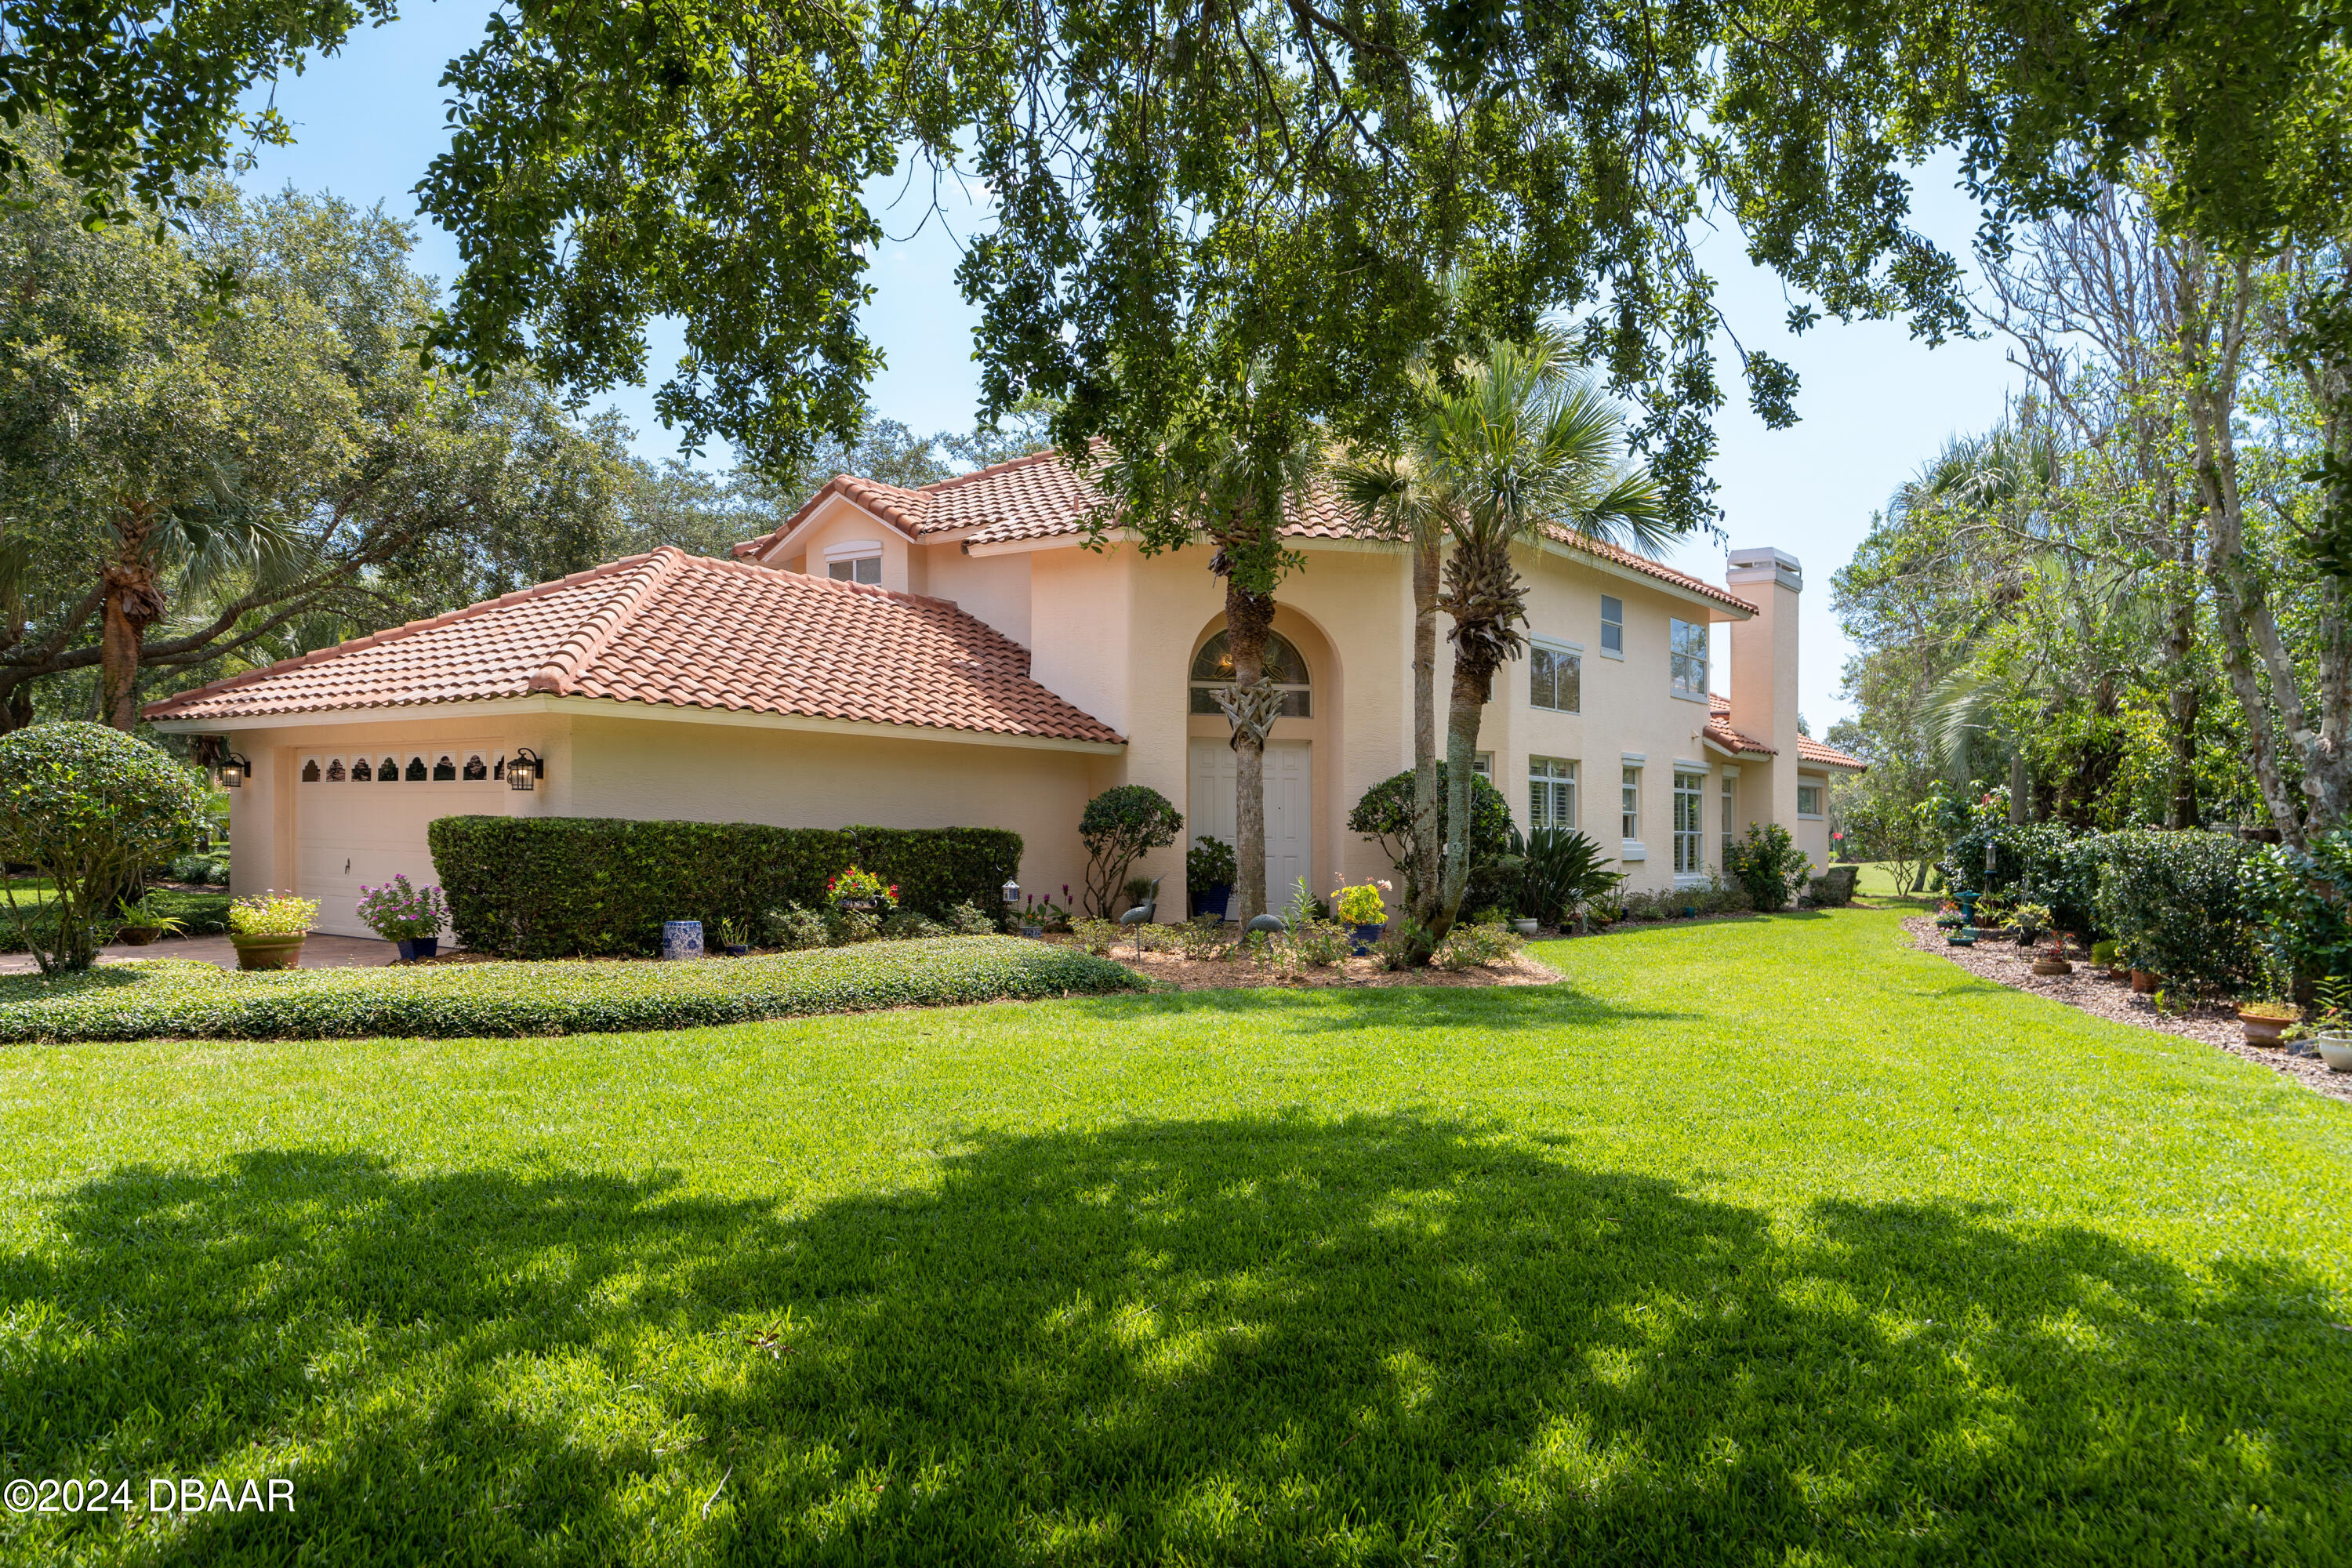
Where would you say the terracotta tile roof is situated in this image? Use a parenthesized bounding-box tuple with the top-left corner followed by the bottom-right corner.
(733, 449, 1756, 611)
(1700, 695, 1867, 768)
(1798, 736, 1869, 771)
(143, 548, 1123, 745)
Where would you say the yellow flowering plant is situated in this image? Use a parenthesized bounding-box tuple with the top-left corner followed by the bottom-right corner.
(227, 892, 319, 938)
(1334, 882, 1388, 926)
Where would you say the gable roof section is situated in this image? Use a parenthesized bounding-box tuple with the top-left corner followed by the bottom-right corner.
(731, 449, 1756, 613)
(1702, 695, 1867, 768)
(143, 548, 1123, 745)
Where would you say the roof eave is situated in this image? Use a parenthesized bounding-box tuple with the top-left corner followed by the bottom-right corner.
(147, 693, 1127, 753)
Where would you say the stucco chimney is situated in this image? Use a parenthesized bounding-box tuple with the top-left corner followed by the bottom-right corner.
(1726, 547, 1803, 829)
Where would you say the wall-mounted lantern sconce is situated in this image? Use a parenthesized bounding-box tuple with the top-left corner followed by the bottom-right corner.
(508, 747, 545, 791)
(219, 752, 252, 789)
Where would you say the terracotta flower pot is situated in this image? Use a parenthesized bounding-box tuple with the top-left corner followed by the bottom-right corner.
(230, 932, 307, 971)
(2238, 1008, 2296, 1048)
(2130, 969, 2158, 993)
(2031, 956, 2073, 976)
(116, 926, 161, 946)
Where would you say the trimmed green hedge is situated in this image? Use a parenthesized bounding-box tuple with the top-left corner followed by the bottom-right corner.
(0, 936, 1138, 1042)
(0, 889, 231, 954)
(427, 818, 1022, 958)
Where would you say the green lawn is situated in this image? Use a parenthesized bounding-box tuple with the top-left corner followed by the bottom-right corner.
(1843, 860, 1933, 901)
(2, 908, 2347, 1565)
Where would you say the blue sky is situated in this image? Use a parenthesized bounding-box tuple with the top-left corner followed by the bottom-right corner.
(236, 2, 2024, 728)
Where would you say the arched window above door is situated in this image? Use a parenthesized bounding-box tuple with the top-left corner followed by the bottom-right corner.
(1190, 630, 1311, 717)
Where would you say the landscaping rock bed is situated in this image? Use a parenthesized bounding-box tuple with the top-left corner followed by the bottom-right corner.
(1904, 915, 2352, 1105)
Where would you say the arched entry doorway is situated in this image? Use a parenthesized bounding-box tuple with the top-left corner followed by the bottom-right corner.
(1185, 616, 1332, 916)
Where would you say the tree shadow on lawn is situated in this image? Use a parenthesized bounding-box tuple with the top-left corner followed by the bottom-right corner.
(1059, 985, 1697, 1035)
(3, 1117, 2343, 1563)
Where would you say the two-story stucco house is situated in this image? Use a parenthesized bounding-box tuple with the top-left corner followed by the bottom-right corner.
(143, 449, 1863, 938)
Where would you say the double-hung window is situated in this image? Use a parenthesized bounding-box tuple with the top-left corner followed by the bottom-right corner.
(1530, 641, 1581, 712)
(1669, 618, 1708, 699)
(1599, 596, 1624, 656)
(1621, 766, 1641, 841)
(1529, 757, 1577, 830)
(1673, 771, 1706, 875)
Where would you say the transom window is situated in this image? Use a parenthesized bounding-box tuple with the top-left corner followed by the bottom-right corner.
(1674, 771, 1707, 874)
(1189, 630, 1311, 717)
(1621, 766, 1641, 841)
(1600, 595, 1624, 655)
(1529, 757, 1577, 831)
(1670, 618, 1708, 698)
(1530, 643, 1581, 713)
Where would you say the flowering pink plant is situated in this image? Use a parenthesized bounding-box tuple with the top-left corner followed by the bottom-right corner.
(825, 866, 898, 906)
(355, 874, 448, 941)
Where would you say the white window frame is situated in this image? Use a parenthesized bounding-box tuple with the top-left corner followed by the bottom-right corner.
(1721, 773, 1737, 862)
(1528, 756, 1577, 832)
(1797, 782, 1824, 818)
(1672, 770, 1707, 879)
(1621, 764, 1641, 844)
(823, 541, 884, 586)
(1471, 752, 1494, 779)
(1599, 595, 1624, 659)
(1669, 617, 1709, 702)
(1529, 639, 1582, 713)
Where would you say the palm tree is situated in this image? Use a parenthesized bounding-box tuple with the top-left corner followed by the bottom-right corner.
(1346, 335, 1667, 936)
(1105, 419, 1323, 924)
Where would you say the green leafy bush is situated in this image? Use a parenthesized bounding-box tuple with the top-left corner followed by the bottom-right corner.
(1186, 835, 1237, 890)
(1434, 921, 1524, 971)
(0, 722, 205, 972)
(1348, 766, 1519, 913)
(2246, 829, 2352, 989)
(762, 904, 830, 951)
(1940, 818, 2103, 935)
(944, 900, 1000, 937)
(0, 937, 1142, 1043)
(2092, 830, 2259, 993)
(1071, 917, 1122, 955)
(1726, 822, 1811, 913)
(428, 818, 1022, 959)
(1077, 785, 1183, 917)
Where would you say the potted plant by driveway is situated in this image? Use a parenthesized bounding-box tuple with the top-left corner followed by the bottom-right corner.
(1188, 837, 1236, 924)
(357, 874, 450, 960)
(112, 892, 184, 946)
(1334, 881, 1389, 955)
(227, 891, 318, 971)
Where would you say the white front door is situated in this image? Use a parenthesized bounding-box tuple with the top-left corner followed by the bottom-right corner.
(294, 740, 505, 938)
(1188, 738, 1312, 916)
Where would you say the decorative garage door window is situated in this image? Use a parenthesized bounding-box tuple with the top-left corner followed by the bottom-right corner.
(302, 750, 503, 786)
(1189, 630, 1311, 717)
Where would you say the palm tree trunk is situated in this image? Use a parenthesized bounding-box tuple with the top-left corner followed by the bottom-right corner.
(1436, 654, 1490, 930)
(1409, 533, 1440, 924)
(100, 503, 167, 732)
(1225, 580, 1276, 923)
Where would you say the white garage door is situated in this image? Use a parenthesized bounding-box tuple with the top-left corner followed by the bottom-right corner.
(294, 742, 505, 938)
(1188, 738, 1312, 916)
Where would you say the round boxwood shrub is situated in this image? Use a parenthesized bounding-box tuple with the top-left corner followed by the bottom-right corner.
(0, 721, 205, 972)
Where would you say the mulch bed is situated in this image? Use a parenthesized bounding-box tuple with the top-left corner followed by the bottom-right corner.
(1903, 915, 2352, 1105)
